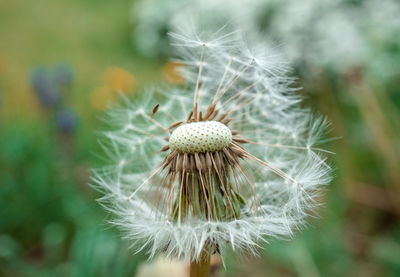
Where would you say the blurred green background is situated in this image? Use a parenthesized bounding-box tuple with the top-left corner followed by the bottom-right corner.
(1, 0, 399, 276)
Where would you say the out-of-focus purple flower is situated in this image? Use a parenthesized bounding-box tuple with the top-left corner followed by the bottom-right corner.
(53, 63, 74, 88)
(31, 67, 61, 108)
(55, 108, 78, 134)
(31, 64, 75, 109)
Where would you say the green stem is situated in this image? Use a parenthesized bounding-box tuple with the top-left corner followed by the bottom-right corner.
(190, 250, 210, 277)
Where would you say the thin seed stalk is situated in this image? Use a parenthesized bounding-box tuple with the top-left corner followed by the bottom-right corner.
(190, 249, 210, 277)
(165, 150, 248, 277)
(171, 168, 242, 221)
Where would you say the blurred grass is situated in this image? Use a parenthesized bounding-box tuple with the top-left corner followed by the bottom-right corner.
(0, 0, 154, 275)
(0, 0, 400, 276)
(0, 0, 162, 123)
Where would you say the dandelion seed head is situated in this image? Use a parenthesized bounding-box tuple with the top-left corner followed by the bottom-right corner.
(92, 28, 333, 262)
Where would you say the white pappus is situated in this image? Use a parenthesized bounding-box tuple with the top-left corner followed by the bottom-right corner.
(91, 28, 332, 262)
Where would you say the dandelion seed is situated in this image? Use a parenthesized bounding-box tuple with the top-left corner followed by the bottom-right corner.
(92, 29, 332, 267)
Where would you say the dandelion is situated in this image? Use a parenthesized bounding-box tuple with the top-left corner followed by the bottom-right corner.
(103, 67, 137, 94)
(92, 29, 332, 276)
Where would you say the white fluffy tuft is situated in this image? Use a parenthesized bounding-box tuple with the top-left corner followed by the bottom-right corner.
(92, 29, 333, 261)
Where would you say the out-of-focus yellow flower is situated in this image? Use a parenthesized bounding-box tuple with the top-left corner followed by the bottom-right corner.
(103, 67, 137, 94)
(90, 86, 117, 111)
(136, 257, 188, 277)
(91, 67, 137, 111)
(162, 61, 184, 84)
